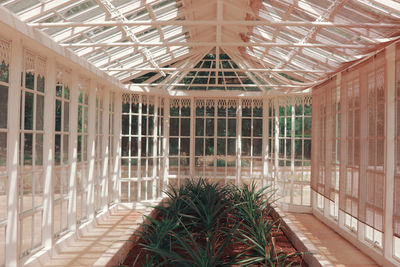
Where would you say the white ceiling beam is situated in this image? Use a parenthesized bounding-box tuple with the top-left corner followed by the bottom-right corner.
(128, 83, 311, 88)
(60, 41, 378, 48)
(28, 20, 400, 28)
(100, 67, 328, 73)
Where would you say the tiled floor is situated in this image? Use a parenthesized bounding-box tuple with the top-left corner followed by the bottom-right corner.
(41, 209, 145, 267)
(287, 213, 379, 267)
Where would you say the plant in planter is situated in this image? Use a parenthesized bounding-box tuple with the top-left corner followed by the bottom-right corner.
(123, 179, 305, 267)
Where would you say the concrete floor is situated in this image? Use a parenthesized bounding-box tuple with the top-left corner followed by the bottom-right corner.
(40, 209, 145, 267)
(287, 213, 379, 267)
(30, 209, 379, 267)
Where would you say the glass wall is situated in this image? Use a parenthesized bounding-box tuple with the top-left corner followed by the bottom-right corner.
(76, 79, 89, 224)
(168, 99, 191, 187)
(0, 38, 9, 267)
(120, 94, 312, 207)
(19, 50, 45, 257)
(53, 66, 71, 239)
(120, 94, 162, 202)
(94, 89, 104, 213)
(312, 46, 400, 263)
(108, 92, 116, 205)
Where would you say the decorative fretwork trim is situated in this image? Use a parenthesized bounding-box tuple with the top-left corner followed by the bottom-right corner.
(0, 38, 10, 66)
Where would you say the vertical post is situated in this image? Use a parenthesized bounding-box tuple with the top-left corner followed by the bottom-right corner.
(6, 37, 22, 267)
(290, 97, 295, 205)
(236, 99, 242, 185)
(324, 85, 333, 218)
(384, 43, 395, 259)
(359, 61, 369, 241)
(114, 92, 122, 203)
(101, 90, 110, 211)
(42, 56, 56, 249)
(190, 97, 195, 178)
(68, 70, 79, 231)
(153, 97, 158, 199)
(137, 95, 142, 201)
(163, 98, 170, 194)
(86, 80, 96, 220)
(274, 98, 280, 199)
(262, 97, 269, 188)
(338, 71, 347, 228)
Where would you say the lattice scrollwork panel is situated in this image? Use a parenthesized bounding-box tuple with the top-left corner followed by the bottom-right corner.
(0, 38, 10, 65)
(181, 98, 191, 108)
(122, 93, 131, 104)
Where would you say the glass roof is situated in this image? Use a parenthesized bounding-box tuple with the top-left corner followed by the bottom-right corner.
(1, 0, 400, 93)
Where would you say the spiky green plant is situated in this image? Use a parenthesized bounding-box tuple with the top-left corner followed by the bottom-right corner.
(127, 178, 304, 267)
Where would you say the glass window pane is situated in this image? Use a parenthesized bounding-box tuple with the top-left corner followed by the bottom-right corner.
(121, 115, 129, 134)
(24, 133, 33, 165)
(0, 133, 6, 166)
(242, 107, 251, 117)
(55, 100, 62, 132)
(141, 116, 147, 135)
(228, 139, 236, 156)
(131, 137, 138, 156)
(181, 138, 190, 156)
(195, 138, 204, 156)
(141, 138, 147, 157)
(55, 134, 61, 165)
(77, 135, 82, 161)
(121, 137, 129, 157)
(170, 118, 179, 136)
(242, 138, 251, 156)
(25, 72, 34, 90)
(196, 118, 204, 136)
(217, 119, 226, 136)
(253, 139, 262, 156)
(181, 106, 190, 116)
(64, 102, 69, 132)
(131, 115, 138, 135)
(242, 119, 251, 136)
(36, 94, 44, 130)
(169, 138, 179, 155)
(206, 118, 214, 136)
(64, 87, 70, 99)
(36, 133, 43, 166)
(253, 119, 262, 137)
(78, 105, 82, 133)
(181, 118, 190, 136)
(149, 117, 154, 135)
(37, 75, 45, 92)
(56, 83, 63, 97)
(0, 61, 9, 83)
(0, 85, 8, 129)
(217, 138, 226, 155)
(24, 92, 34, 130)
(228, 119, 236, 137)
(63, 134, 69, 164)
(205, 138, 214, 156)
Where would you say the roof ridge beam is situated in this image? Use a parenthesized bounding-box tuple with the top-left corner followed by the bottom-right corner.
(60, 41, 383, 48)
(29, 20, 400, 28)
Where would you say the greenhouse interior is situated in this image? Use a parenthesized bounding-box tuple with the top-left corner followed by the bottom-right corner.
(0, 0, 400, 266)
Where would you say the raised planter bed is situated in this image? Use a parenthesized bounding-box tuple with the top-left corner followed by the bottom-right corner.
(116, 179, 309, 266)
